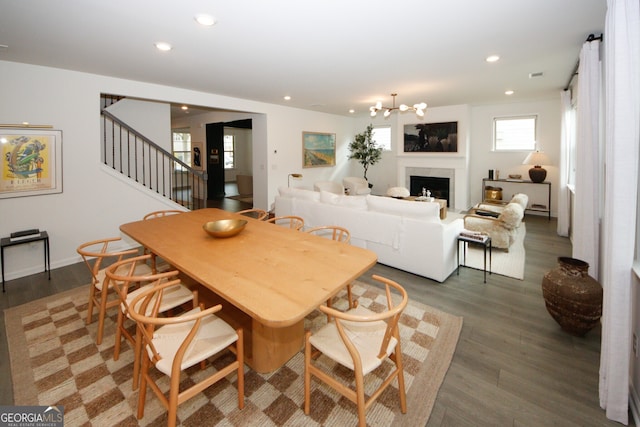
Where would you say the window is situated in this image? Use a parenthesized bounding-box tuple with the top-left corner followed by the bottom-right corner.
(172, 130, 191, 170)
(372, 125, 391, 151)
(224, 134, 235, 169)
(493, 116, 537, 151)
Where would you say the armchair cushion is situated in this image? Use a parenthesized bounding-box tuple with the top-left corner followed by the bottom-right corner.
(343, 176, 371, 195)
(500, 203, 524, 229)
(464, 203, 524, 249)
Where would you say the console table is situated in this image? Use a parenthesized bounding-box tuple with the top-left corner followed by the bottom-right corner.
(1, 231, 50, 292)
(482, 178, 551, 220)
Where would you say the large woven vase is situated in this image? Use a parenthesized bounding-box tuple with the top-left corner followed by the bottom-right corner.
(541, 257, 603, 336)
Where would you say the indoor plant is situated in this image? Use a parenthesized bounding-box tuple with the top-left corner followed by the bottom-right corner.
(347, 124, 383, 181)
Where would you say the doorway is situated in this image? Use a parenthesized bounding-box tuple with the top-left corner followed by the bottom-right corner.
(206, 119, 253, 201)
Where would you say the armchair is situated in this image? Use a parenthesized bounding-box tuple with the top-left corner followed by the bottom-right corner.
(464, 203, 524, 250)
(343, 177, 371, 195)
(474, 193, 529, 216)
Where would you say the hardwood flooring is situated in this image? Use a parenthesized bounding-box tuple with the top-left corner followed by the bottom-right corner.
(0, 209, 631, 426)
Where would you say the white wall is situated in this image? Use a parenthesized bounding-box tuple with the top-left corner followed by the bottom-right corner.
(470, 99, 561, 214)
(106, 98, 171, 150)
(0, 60, 562, 281)
(0, 60, 354, 281)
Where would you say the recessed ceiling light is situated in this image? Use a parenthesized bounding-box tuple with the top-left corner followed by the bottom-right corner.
(283, 95, 291, 101)
(485, 55, 500, 63)
(155, 42, 172, 52)
(195, 14, 216, 26)
(505, 90, 514, 95)
(349, 109, 355, 114)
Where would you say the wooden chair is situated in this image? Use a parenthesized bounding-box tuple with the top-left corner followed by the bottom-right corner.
(142, 209, 185, 220)
(129, 280, 244, 427)
(142, 209, 185, 271)
(304, 275, 408, 427)
(266, 215, 304, 230)
(305, 225, 356, 310)
(105, 254, 198, 390)
(236, 208, 268, 220)
(77, 237, 152, 345)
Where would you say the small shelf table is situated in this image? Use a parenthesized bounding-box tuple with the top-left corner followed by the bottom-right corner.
(1, 231, 50, 292)
(457, 234, 492, 283)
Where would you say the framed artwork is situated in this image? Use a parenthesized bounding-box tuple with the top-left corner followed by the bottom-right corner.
(0, 128, 63, 199)
(302, 131, 336, 168)
(191, 141, 203, 170)
(403, 122, 458, 153)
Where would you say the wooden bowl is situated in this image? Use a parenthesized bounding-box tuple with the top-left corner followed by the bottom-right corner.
(508, 174, 522, 179)
(203, 219, 247, 238)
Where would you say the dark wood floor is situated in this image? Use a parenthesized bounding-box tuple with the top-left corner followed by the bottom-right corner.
(0, 198, 631, 425)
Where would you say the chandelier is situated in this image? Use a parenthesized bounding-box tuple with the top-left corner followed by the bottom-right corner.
(369, 93, 427, 118)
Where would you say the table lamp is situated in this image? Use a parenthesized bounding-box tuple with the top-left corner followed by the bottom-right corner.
(288, 173, 303, 187)
(522, 151, 551, 183)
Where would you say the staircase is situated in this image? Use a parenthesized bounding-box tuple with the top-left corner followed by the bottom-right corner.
(100, 97, 207, 210)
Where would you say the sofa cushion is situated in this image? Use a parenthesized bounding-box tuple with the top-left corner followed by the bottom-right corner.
(278, 186, 320, 201)
(366, 195, 440, 219)
(319, 191, 368, 210)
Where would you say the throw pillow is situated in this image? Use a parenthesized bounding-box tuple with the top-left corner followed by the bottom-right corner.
(320, 191, 368, 209)
(278, 186, 320, 201)
(366, 195, 439, 218)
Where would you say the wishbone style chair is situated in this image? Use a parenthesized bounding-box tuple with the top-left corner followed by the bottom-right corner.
(304, 275, 408, 427)
(77, 237, 152, 345)
(130, 280, 244, 427)
(142, 209, 185, 220)
(142, 209, 185, 272)
(305, 225, 356, 310)
(105, 254, 198, 390)
(236, 208, 268, 220)
(266, 215, 305, 231)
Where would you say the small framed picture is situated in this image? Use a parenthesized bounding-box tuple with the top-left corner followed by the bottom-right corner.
(302, 131, 336, 168)
(0, 128, 63, 199)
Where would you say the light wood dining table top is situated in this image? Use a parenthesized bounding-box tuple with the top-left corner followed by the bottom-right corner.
(120, 208, 377, 328)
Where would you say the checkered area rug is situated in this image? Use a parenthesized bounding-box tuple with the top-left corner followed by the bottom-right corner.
(5, 281, 462, 426)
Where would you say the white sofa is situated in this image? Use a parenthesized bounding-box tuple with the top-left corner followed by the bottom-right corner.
(274, 187, 464, 282)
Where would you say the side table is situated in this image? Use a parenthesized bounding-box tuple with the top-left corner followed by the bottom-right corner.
(1, 231, 50, 292)
(457, 234, 492, 283)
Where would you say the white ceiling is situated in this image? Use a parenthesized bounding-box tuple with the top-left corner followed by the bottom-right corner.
(0, 0, 606, 117)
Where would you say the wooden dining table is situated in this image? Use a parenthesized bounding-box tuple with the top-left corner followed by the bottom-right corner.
(120, 208, 377, 372)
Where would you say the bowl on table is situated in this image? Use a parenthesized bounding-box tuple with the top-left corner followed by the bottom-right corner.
(508, 174, 522, 179)
(203, 219, 248, 238)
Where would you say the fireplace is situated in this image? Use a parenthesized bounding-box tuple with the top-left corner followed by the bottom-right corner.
(410, 176, 450, 207)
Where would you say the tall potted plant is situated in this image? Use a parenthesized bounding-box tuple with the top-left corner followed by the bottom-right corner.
(348, 124, 382, 182)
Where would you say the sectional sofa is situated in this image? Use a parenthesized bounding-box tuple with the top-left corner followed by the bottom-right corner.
(274, 187, 464, 282)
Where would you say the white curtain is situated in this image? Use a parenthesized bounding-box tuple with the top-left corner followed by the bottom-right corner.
(599, 0, 640, 423)
(572, 38, 601, 278)
(557, 90, 573, 236)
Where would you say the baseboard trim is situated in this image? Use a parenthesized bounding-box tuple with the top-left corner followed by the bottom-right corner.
(630, 382, 640, 426)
